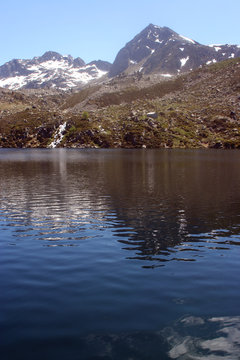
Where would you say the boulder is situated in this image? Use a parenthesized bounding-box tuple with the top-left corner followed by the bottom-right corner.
(147, 112, 158, 119)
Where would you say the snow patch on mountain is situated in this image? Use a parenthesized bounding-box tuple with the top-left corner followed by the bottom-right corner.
(179, 35, 195, 44)
(146, 46, 155, 54)
(180, 56, 189, 67)
(0, 64, 107, 90)
(208, 44, 224, 52)
(206, 59, 217, 65)
(161, 74, 173, 77)
(0, 75, 28, 89)
(32, 59, 69, 71)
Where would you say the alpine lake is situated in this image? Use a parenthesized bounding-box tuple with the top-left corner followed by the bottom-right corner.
(0, 148, 240, 360)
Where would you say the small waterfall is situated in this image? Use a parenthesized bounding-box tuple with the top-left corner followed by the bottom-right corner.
(48, 122, 67, 148)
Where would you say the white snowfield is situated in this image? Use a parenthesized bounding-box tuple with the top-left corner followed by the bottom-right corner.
(161, 74, 173, 77)
(0, 58, 107, 90)
(0, 76, 28, 89)
(180, 56, 189, 67)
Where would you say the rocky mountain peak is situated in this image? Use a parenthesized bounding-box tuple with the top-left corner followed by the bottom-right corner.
(108, 24, 195, 77)
(87, 60, 112, 72)
(37, 51, 64, 62)
(73, 57, 86, 67)
(140, 24, 177, 39)
(109, 24, 240, 78)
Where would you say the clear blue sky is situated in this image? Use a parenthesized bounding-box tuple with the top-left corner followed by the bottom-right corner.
(0, 0, 239, 66)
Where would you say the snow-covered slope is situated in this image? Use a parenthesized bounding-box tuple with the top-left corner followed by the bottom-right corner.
(0, 51, 111, 90)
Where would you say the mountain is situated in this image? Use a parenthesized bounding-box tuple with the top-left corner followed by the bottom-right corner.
(0, 51, 111, 90)
(109, 24, 240, 77)
(0, 24, 240, 91)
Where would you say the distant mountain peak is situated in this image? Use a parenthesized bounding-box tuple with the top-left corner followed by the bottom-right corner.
(109, 24, 240, 77)
(0, 52, 111, 90)
(38, 51, 64, 61)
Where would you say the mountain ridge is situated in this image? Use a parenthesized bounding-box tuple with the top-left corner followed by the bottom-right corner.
(0, 24, 240, 90)
(0, 51, 111, 90)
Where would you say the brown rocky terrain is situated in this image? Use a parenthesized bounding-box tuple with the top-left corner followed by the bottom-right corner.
(0, 57, 239, 149)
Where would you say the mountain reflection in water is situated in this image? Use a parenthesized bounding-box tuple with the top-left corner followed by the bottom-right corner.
(0, 149, 240, 266)
(100, 150, 240, 265)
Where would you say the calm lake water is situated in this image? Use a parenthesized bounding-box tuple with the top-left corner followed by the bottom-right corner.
(0, 149, 240, 360)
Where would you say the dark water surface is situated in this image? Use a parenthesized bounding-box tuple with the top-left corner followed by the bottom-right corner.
(0, 149, 240, 359)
